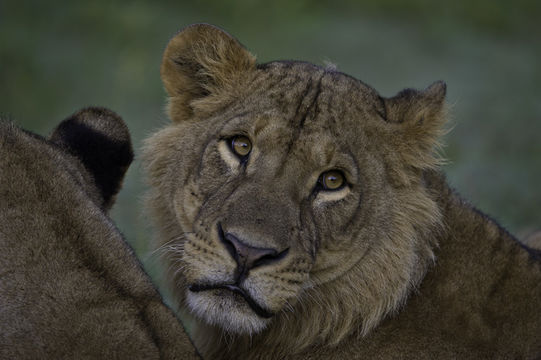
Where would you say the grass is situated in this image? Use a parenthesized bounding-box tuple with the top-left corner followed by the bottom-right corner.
(1, 1, 539, 266)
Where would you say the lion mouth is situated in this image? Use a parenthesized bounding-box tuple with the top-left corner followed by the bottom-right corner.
(189, 283, 274, 319)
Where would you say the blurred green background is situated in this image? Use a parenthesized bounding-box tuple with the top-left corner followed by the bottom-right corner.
(2, 1, 540, 272)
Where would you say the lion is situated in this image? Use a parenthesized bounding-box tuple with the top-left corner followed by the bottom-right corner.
(0, 108, 199, 359)
(143, 24, 541, 359)
(523, 230, 541, 251)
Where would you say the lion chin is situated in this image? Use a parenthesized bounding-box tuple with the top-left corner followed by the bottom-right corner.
(186, 285, 271, 335)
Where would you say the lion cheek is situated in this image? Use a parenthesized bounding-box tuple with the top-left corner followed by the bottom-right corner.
(310, 246, 365, 285)
(173, 188, 203, 231)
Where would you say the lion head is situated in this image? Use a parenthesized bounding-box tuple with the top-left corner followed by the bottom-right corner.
(144, 24, 446, 354)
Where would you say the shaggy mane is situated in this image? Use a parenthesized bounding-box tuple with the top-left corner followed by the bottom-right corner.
(143, 124, 443, 358)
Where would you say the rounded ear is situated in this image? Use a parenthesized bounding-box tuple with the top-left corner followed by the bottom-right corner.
(382, 81, 448, 184)
(50, 107, 133, 210)
(161, 23, 256, 120)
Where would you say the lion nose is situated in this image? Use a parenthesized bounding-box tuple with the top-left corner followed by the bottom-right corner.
(219, 227, 288, 280)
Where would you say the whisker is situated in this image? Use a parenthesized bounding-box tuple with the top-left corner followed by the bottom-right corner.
(144, 231, 195, 263)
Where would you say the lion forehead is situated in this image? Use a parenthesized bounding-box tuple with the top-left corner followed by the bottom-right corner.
(248, 62, 381, 124)
(213, 65, 382, 163)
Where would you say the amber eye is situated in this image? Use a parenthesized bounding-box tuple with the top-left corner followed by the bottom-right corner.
(319, 170, 345, 191)
(230, 135, 252, 158)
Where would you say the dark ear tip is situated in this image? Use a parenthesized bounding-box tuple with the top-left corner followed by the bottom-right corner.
(50, 106, 133, 164)
(50, 107, 134, 210)
(75, 106, 121, 118)
(74, 106, 123, 123)
(63, 107, 130, 144)
(426, 81, 447, 100)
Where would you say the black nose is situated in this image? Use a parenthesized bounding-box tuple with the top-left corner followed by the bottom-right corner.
(218, 225, 288, 281)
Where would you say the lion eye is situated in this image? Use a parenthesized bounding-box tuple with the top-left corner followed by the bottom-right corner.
(318, 170, 345, 191)
(230, 136, 252, 158)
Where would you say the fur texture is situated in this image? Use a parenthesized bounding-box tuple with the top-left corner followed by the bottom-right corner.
(524, 231, 541, 251)
(143, 24, 541, 359)
(0, 108, 199, 359)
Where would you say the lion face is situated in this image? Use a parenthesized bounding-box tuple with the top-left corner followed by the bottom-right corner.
(170, 65, 387, 334)
(144, 24, 446, 337)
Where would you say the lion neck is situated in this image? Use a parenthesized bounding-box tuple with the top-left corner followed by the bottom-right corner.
(351, 170, 541, 356)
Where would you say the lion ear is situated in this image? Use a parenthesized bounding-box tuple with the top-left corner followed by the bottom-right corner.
(383, 81, 447, 172)
(50, 107, 133, 210)
(161, 23, 256, 120)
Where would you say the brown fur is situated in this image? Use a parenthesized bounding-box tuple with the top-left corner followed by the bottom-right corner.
(523, 231, 541, 250)
(0, 108, 199, 359)
(143, 24, 541, 359)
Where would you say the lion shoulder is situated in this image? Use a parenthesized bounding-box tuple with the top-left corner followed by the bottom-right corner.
(0, 109, 198, 359)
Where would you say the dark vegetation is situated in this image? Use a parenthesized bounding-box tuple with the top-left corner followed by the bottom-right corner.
(1, 1, 539, 277)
